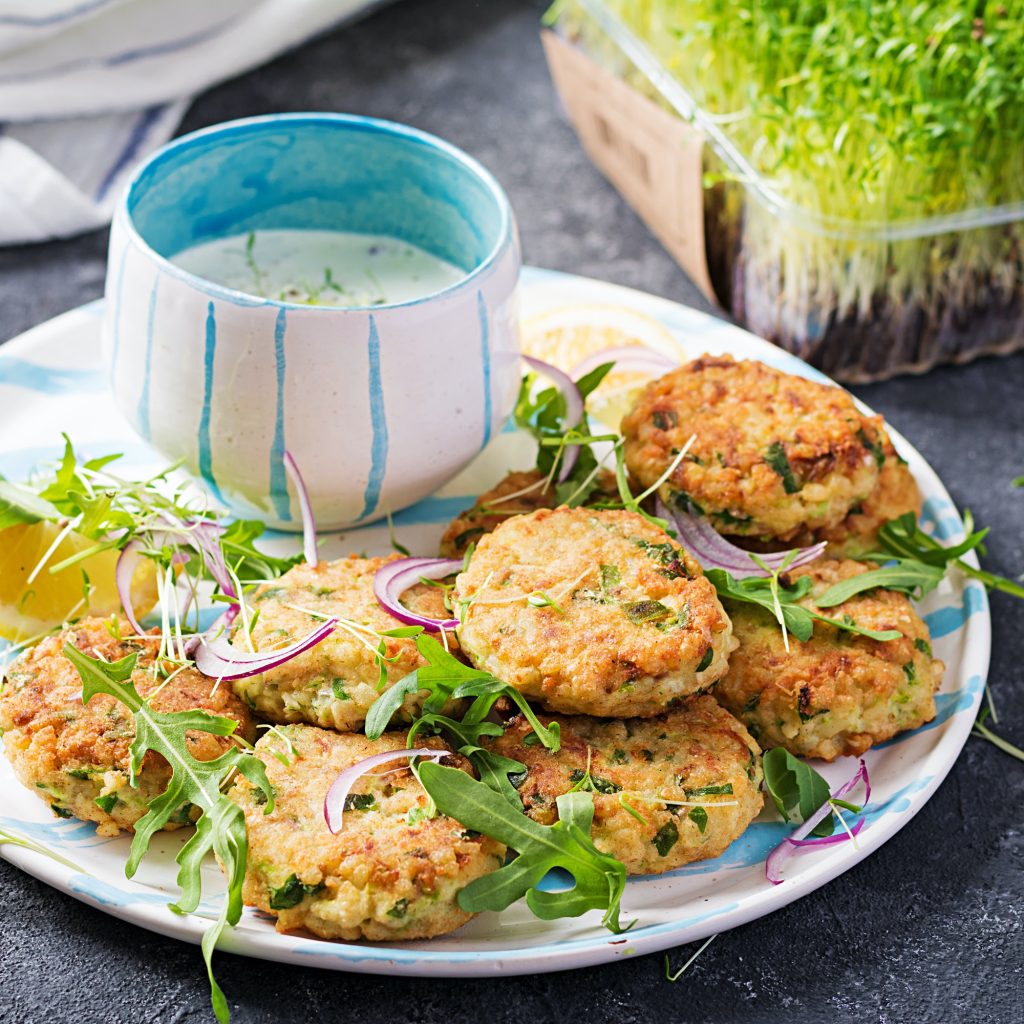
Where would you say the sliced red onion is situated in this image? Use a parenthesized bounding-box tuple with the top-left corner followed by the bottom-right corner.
(570, 344, 678, 382)
(283, 450, 317, 566)
(787, 817, 865, 847)
(193, 617, 337, 680)
(522, 355, 584, 483)
(657, 500, 827, 578)
(324, 748, 450, 834)
(374, 557, 461, 632)
(115, 539, 148, 635)
(766, 759, 871, 885)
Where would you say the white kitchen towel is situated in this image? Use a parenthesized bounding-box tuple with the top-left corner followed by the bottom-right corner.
(0, 0, 388, 245)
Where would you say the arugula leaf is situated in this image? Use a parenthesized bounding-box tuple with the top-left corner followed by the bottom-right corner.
(706, 569, 901, 643)
(762, 748, 834, 838)
(0, 477, 60, 530)
(64, 644, 274, 1024)
(816, 560, 946, 606)
(417, 762, 628, 932)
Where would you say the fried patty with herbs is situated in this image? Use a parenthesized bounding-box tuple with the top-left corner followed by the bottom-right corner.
(454, 507, 736, 718)
(714, 558, 943, 761)
(0, 617, 255, 836)
(486, 698, 763, 875)
(229, 725, 504, 940)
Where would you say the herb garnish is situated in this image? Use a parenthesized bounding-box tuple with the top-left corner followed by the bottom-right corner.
(764, 442, 800, 494)
(817, 512, 1024, 604)
(417, 761, 629, 932)
(64, 644, 275, 1024)
(762, 748, 855, 839)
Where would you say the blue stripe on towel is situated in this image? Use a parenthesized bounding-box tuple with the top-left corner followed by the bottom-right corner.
(95, 106, 167, 201)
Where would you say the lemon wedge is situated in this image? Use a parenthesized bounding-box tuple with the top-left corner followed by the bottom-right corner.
(0, 522, 158, 642)
(519, 304, 684, 430)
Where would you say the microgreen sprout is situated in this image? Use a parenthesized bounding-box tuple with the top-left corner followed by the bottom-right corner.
(664, 934, 717, 982)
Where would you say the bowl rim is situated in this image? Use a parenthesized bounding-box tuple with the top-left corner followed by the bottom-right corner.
(115, 112, 517, 313)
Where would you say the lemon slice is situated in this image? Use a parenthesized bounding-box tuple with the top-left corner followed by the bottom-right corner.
(0, 522, 158, 642)
(519, 304, 683, 430)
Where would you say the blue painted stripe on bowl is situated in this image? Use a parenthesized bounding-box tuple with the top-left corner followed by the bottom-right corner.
(0, 356, 104, 394)
(197, 302, 225, 504)
(359, 316, 388, 521)
(136, 275, 159, 440)
(108, 244, 129, 376)
(478, 290, 492, 449)
(268, 308, 291, 522)
(389, 493, 480, 527)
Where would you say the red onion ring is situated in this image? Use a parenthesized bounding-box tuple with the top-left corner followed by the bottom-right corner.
(657, 500, 827, 578)
(570, 344, 678, 382)
(114, 539, 149, 636)
(324, 748, 450, 834)
(193, 616, 338, 680)
(765, 758, 871, 884)
(373, 557, 461, 632)
(522, 355, 584, 483)
(283, 450, 317, 566)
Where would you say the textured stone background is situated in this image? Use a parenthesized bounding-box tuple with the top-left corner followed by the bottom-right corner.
(1, 2, 1021, 1022)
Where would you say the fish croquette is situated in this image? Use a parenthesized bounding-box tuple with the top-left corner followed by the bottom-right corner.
(486, 698, 763, 875)
(231, 556, 458, 732)
(621, 355, 887, 542)
(714, 559, 944, 761)
(229, 725, 505, 940)
(453, 507, 736, 718)
(438, 468, 620, 558)
(0, 617, 256, 836)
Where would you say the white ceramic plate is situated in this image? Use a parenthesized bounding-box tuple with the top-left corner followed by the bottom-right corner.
(0, 267, 990, 976)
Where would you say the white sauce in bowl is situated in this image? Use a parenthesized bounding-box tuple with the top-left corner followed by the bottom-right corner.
(172, 229, 465, 307)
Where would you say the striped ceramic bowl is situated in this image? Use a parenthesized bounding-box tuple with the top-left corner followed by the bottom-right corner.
(102, 113, 521, 531)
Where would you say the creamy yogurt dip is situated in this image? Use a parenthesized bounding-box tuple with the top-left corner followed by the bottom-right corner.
(172, 229, 465, 307)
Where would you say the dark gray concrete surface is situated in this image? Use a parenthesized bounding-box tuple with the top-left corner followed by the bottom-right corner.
(0, 1, 1022, 1022)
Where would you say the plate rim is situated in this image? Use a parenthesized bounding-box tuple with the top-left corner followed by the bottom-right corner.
(0, 267, 991, 976)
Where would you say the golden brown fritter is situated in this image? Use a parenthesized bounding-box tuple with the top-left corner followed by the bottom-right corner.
(486, 699, 762, 875)
(231, 555, 458, 732)
(621, 355, 885, 541)
(454, 507, 736, 718)
(438, 468, 621, 558)
(0, 617, 256, 836)
(714, 559, 943, 761)
(229, 725, 505, 940)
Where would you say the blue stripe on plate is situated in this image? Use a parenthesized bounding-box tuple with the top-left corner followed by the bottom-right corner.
(359, 316, 388, 521)
(0, 355, 104, 394)
(478, 289, 492, 448)
(875, 674, 984, 750)
(136, 275, 159, 440)
(923, 584, 987, 639)
(268, 308, 291, 521)
(197, 301, 225, 503)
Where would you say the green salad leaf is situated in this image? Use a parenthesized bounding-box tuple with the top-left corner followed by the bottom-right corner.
(417, 761, 628, 932)
(762, 748, 835, 838)
(64, 643, 275, 1024)
(706, 569, 902, 644)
